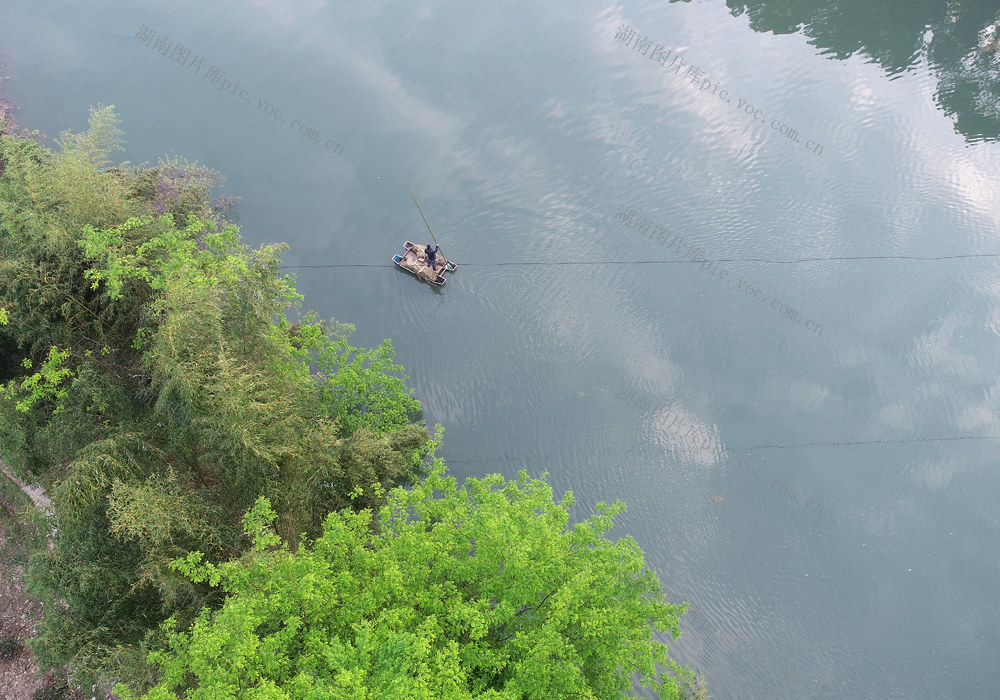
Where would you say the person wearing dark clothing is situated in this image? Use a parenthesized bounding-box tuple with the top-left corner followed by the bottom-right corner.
(425, 243, 439, 271)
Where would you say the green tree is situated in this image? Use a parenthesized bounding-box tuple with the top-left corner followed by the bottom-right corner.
(23, 204, 433, 688)
(313, 318, 423, 436)
(119, 461, 699, 699)
(0, 108, 435, 691)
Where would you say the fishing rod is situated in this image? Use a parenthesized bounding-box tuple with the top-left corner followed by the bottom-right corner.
(407, 184, 450, 263)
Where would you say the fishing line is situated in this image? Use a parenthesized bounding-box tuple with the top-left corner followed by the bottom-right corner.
(278, 251, 1000, 269)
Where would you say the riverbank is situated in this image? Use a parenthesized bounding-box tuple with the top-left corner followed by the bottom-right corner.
(0, 474, 79, 700)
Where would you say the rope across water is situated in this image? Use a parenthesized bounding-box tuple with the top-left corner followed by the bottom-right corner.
(278, 251, 1000, 269)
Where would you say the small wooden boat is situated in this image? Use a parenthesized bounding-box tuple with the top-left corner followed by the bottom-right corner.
(392, 241, 457, 286)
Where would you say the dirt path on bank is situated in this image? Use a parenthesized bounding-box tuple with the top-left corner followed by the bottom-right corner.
(0, 467, 53, 521)
(0, 471, 78, 699)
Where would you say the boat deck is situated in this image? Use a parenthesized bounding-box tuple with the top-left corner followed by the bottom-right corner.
(393, 241, 456, 285)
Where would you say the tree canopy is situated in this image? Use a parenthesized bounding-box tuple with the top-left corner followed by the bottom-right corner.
(119, 462, 697, 699)
(0, 106, 433, 690)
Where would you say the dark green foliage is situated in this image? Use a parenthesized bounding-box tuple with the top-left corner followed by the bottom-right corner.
(26, 438, 166, 687)
(0, 107, 154, 482)
(308, 423, 437, 525)
(0, 107, 435, 690)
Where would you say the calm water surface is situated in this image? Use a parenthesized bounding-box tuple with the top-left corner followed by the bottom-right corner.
(2, 1, 1000, 698)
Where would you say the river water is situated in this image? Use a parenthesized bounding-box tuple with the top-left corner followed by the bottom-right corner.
(2, 1, 1000, 698)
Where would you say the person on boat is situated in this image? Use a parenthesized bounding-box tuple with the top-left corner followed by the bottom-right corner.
(425, 243, 439, 271)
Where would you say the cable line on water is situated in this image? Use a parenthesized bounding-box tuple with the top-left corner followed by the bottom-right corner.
(278, 251, 1000, 269)
(272, 253, 1000, 461)
(276, 251, 1000, 458)
(738, 433, 1000, 453)
(443, 432, 1000, 466)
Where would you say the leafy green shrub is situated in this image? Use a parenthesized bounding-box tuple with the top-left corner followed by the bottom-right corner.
(119, 462, 698, 699)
